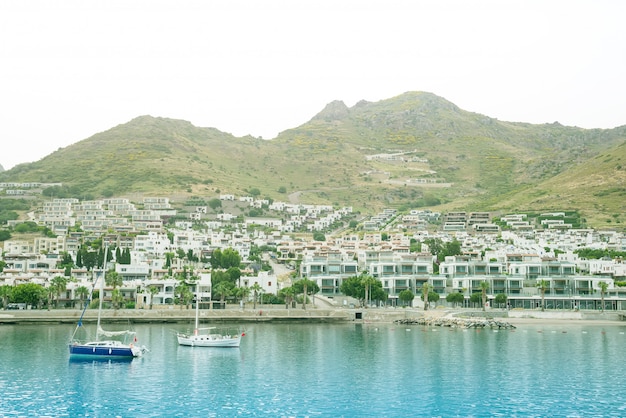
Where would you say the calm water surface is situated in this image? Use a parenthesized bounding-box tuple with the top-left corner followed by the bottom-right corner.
(1, 321, 625, 417)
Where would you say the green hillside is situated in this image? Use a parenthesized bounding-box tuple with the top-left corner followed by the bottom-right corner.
(1, 91, 625, 229)
(489, 140, 626, 227)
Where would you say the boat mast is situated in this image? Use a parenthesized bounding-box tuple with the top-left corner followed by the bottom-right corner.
(194, 292, 199, 335)
(96, 245, 108, 341)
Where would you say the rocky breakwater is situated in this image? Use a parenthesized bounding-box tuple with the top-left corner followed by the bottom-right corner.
(395, 316, 516, 329)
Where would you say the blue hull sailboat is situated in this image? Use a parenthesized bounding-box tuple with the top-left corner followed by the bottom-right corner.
(69, 338, 144, 358)
(69, 246, 146, 359)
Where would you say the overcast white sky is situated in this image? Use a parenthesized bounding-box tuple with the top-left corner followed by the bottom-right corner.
(1, 0, 625, 170)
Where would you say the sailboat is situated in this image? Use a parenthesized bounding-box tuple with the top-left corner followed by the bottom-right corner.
(69, 247, 147, 359)
(176, 296, 244, 348)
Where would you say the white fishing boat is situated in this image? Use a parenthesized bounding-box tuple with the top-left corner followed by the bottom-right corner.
(177, 297, 244, 348)
(69, 247, 147, 359)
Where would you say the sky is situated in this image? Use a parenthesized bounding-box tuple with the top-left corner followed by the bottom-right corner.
(1, 0, 625, 170)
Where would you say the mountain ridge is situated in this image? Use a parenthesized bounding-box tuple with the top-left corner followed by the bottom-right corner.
(1, 91, 625, 229)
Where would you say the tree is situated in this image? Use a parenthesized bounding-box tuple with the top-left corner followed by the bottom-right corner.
(76, 249, 83, 268)
(211, 248, 241, 269)
(339, 274, 385, 307)
(49, 276, 68, 309)
(58, 252, 74, 275)
(106, 271, 123, 290)
(536, 279, 549, 311)
(210, 249, 223, 269)
(423, 238, 462, 273)
(446, 292, 465, 308)
(227, 267, 241, 283)
(164, 252, 174, 268)
(213, 281, 233, 308)
(119, 247, 132, 264)
(398, 289, 414, 307)
(99, 246, 113, 269)
(250, 283, 262, 310)
(186, 249, 198, 262)
(421, 283, 431, 311)
(480, 281, 489, 312)
(494, 293, 508, 309)
(443, 239, 462, 259)
(370, 281, 388, 306)
(211, 270, 234, 289)
(598, 281, 609, 312)
(221, 249, 242, 269)
(279, 286, 295, 309)
(81, 249, 98, 271)
(11, 283, 47, 308)
(313, 232, 326, 241)
(45, 285, 55, 310)
(148, 286, 160, 310)
(236, 286, 251, 308)
(470, 292, 482, 308)
(361, 274, 377, 308)
(0, 284, 12, 308)
(208, 198, 222, 211)
(423, 238, 443, 260)
(340, 275, 366, 302)
(292, 278, 320, 310)
(75, 285, 90, 308)
(0, 230, 12, 241)
(175, 283, 193, 309)
(111, 288, 124, 310)
(427, 291, 440, 307)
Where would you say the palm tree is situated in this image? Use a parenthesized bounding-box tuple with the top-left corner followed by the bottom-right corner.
(237, 286, 251, 309)
(293, 278, 318, 310)
(176, 283, 193, 309)
(301, 280, 308, 310)
(75, 285, 90, 308)
(50, 276, 68, 308)
(480, 281, 489, 312)
(111, 288, 124, 310)
(598, 281, 608, 312)
(361, 274, 376, 308)
(250, 283, 262, 310)
(537, 280, 549, 311)
(106, 271, 123, 290)
(214, 281, 232, 309)
(421, 283, 431, 311)
(279, 286, 295, 310)
(46, 286, 55, 310)
(148, 285, 159, 310)
(0, 284, 12, 309)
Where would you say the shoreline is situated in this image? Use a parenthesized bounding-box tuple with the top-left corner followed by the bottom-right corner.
(1, 306, 625, 326)
(503, 317, 623, 326)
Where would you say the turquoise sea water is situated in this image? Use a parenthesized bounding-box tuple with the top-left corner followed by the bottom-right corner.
(1, 321, 625, 417)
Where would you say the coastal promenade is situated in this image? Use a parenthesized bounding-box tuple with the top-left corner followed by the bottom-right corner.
(1, 305, 624, 325)
(0, 306, 359, 325)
